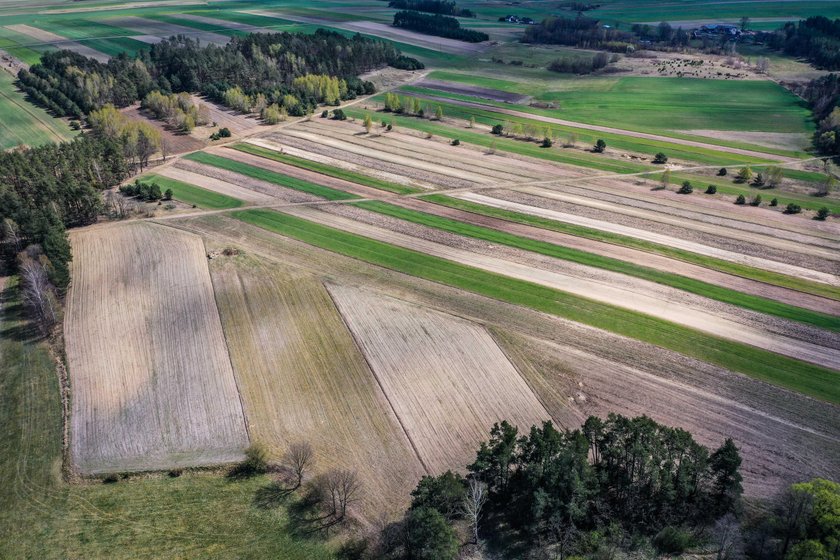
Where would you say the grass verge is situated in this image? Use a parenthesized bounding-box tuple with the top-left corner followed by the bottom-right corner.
(234, 209, 840, 403)
(354, 200, 840, 331)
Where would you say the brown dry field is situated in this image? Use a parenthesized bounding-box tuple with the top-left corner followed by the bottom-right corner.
(416, 78, 530, 104)
(157, 165, 276, 204)
(189, 95, 263, 137)
(329, 283, 551, 473)
(208, 253, 425, 517)
(64, 222, 248, 474)
(168, 213, 840, 498)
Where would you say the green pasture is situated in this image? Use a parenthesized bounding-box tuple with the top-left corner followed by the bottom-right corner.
(138, 174, 244, 209)
(0, 71, 76, 149)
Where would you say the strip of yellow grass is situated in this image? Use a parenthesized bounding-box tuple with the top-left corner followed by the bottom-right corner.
(65, 222, 248, 474)
(209, 254, 426, 516)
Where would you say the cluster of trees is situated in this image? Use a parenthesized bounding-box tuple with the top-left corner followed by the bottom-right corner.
(0, 136, 129, 328)
(547, 51, 610, 73)
(381, 93, 443, 119)
(118, 179, 172, 202)
(141, 90, 210, 132)
(392, 11, 489, 42)
(87, 105, 162, 171)
(19, 30, 421, 119)
(762, 17, 840, 70)
(368, 415, 745, 559)
(387, 0, 474, 18)
(523, 16, 636, 52)
(794, 73, 840, 157)
(631, 22, 692, 47)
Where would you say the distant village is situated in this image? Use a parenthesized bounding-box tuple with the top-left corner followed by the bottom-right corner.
(499, 14, 536, 25)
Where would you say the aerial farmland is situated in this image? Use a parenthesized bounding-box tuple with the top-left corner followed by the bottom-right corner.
(1, 0, 838, 558)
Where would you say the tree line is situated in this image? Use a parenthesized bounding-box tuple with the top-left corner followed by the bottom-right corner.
(793, 73, 840, 157)
(523, 16, 637, 52)
(387, 0, 475, 18)
(392, 11, 489, 42)
(18, 30, 422, 119)
(0, 136, 129, 329)
(762, 17, 840, 71)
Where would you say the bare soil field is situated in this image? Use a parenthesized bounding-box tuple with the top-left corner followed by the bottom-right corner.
(121, 104, 206, 154)
(328, 283, 551, 473)
(498, 332, 840, 498)
(457, 192, 840, 285)
(416, 78, 530, 104)
(5, 24, 109, 62)
(64, 222, 248, 474)
(171, 213, 840, 498)
(190, 95, 263, 137)
(107, 16, 230, 45)
(208, 253, 425, 517)
(280, 205, 840, 368)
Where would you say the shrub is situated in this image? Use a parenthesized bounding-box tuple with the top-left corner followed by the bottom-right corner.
(735, 167, 752, 183)
(69, 120, 81, 130)
(652, 526, 693, 555)
(750, 194, 762, 206)
(705, 184, 717, 194)
(816, 207, 830, 220)
(653, 152, 668, 164)
(386, 123, 393, 131)
(770, 197, 778, 206)
(321, 110, 329, 118)
(102, 474, 119, 484)
(677, 181, 693, 194)
(735, 194, 746, 205)
(229, 443, 269, 478)
(593, 139, 606, 153)
(541, 137, 553, 148)
(718, 167, 727, 176)
(491, 123, 504, 135)
(332, 109, 347, 120)
(784, 203, 802, 214)
(163, 188, 173, 201)
(168, 469, 183, 478)
(451, 139, 460, 146)
(219, 127, 231, 138)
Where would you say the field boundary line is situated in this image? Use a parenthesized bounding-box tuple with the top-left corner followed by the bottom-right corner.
(323, 282, 432, 475)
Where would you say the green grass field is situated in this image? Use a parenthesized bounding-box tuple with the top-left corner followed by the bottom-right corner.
(0, 71, 76, 150)
(587, 0, 840, 25)
(421, 194, 840, 302)
(0, 279, 334, 559)
(184, 152, 360, 201)
(139, 174, 244, 209)
(235, 208, 840, 403)
(354, 199, 840, 331)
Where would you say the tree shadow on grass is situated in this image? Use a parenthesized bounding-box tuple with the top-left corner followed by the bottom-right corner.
(253, 481, 296, 509)
(0, 285, 44, 343)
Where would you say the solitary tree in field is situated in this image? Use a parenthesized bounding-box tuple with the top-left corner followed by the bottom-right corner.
(468, 116, 475, 128)
(653, 152, 668, 164)
(564, 132, 577, 148)
(363, 113, 373, 134)
(735, 167, 752, 183)
(283, 442, 314, 489)
(817, 175, 836, 197)
(594, 139, 606, 153)
(435, 105, 444, 120)
(661, 168, 671, 189)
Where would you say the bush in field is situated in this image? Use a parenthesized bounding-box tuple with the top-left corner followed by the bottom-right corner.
(491, 123, 504, 135)
(209, 127, 231, 141)
(321, 109, 329, 118)
(784, 203, 802, 214)
(594, 139, 606, 153)
(718, 167, 727, 176)
(653, 152, 668, 164)
(750, 194, 762, 206)
(735, 167, 752, 183)
(816, 207, 830, 220)
(735, 194, 746, 205)
(541, 136, 553, 148)
(677, 181, 693, 194)
(770, 197, 778, 206)
(451, 138, 460, 146)
(163, 188, 173, 201)
(261, 104, 286, 124)
(120, 180, 162, 201)
(332, 109, 347, 120)
(705, 184, 717, 194)
(653, 526, 693, 555)
(229, 443, 269, 478)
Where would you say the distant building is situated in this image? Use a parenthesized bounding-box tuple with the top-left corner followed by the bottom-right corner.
(500, 15, 536, 24)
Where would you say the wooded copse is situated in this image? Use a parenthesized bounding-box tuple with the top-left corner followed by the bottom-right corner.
(763, 17, 840, 71)
(796, 73, 840, 158)
(372, 414, 746, 559)
(392, 11, 489, 42)
(387, 0, 475, 18)
(17, 30, 421, 119)
(523, 16, 638, 51)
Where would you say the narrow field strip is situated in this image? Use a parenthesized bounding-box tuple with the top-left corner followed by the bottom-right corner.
(353, 200, 840, 330)
(233, 208, 840, 403)
(140, 173, 243, 209)
(233, 143, 422, 194)
(183, 152, 360, 201)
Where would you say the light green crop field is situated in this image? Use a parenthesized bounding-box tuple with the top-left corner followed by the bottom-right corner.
(0, 71, 76, 149)
(139, 174, 244, 209)
(0, 279, 335, 559)
(235, 208, 840, 403)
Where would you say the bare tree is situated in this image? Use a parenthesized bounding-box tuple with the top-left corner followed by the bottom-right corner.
(17, 250, 58, 332)
(319, 469, 361, 520)
(283, 441, 313, 489)
(462, 478, 488, 545)
(714, 513, 744, 560)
